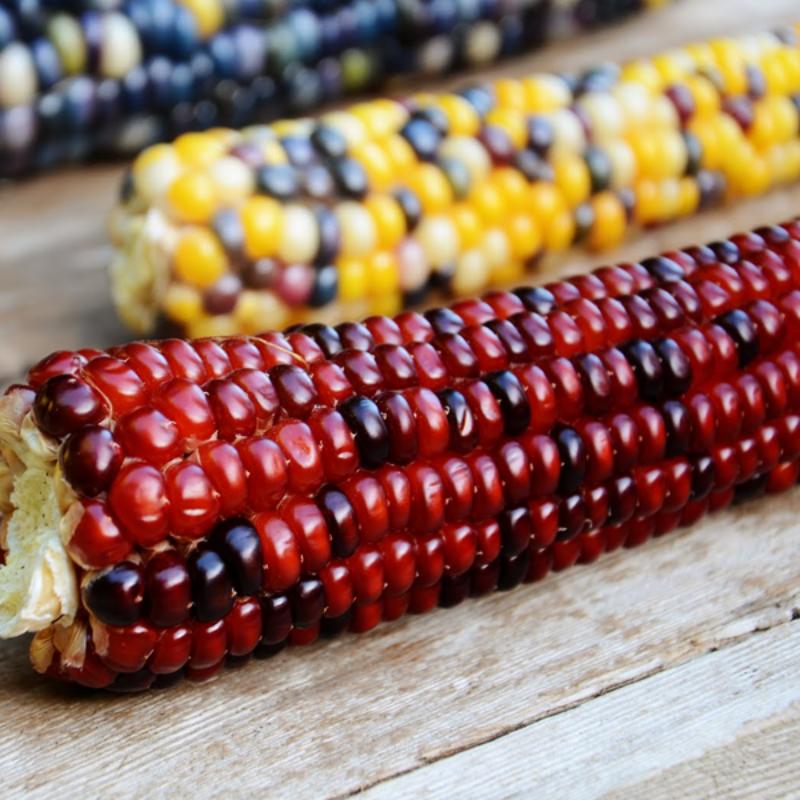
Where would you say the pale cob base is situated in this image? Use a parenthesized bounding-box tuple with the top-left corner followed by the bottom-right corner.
(0, 391, 77, 640)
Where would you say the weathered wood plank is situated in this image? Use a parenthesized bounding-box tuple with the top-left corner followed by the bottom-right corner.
(0, 491, 797, 798)
(361, 620, 800, 800)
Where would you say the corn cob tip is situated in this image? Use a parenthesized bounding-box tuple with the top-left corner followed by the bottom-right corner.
(0, 389, 78, 639)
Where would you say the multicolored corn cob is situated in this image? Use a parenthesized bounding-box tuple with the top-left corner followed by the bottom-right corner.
(0, 0, 665, 176)
(3, 219, 800, 690)
(108, 25, 800, 340)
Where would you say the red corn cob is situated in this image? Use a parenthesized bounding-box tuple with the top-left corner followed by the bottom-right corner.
(3, 221, 800, 691)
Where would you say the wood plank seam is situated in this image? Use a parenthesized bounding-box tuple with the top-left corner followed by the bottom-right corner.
(346, 605, 800, 798)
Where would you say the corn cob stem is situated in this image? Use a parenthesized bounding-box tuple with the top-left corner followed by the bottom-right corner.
(4, 219, 800, 690)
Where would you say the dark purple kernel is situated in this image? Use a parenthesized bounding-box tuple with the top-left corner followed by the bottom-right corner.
(203, 274, 242, 315)
(483, 370, 531, 436)
(425, 307, 464, 335)
(339, 395, 390, 468)
(209, 518, 263, 596)
(653, 338, 693, 397)
(242, 257, 278, 289)
(34, 375, 107, 438)
(513, 286, 556, 315)
(527, 115, 553, 154)
(289, 578, 325, 628)
(329, 157, 368, 199)
(301, 323, 342, 357)
(260, 594, 292, 645)
(691, 455, 715, 500)
(509, 311, 555, 357)
(716, 309, 759, 367)
(437, 388, 478, 454)
(498, 506, 532, 557)
(662, 400, 692, 456)
(485, 319, 529, 362)
(320, 611, 352, 637)
(497, 549, 529, 591)
(622, 339, 665, 402)
(439, 573, 471, 608)
(187, 549, 234, 622)
(317, 486, 359, 557)
(393, 187, 422, 230)
(375, 391, 418, 464)
(607, 475, 636, 525)
(60, 425, 123, 497)
(313, 206, 340, 265)
(83, 562, 144, 627)
(554, 425, 587, 495)
(478, 124, 515, 164)
(575, 353, 612, 415)
(640, 256, 685, 283)
(557, 494, 588, 541)
(336, 321, 374, 351)
(710, 240, 740, 265)
(310, 124, 348, 159)
(269, 364, 319, 418)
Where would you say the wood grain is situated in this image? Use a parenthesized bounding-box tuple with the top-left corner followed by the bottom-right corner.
(361, 621, 800, 800)
(1, 1, 799, 797)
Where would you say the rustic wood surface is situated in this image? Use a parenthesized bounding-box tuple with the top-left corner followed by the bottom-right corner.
(1, 1, 799, 798)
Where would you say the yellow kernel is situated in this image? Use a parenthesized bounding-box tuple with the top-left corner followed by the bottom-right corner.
(279, 204, 319, 264)
(368, 251, 399, 296)
(406, 163, 453, 214)
(527, 182, 566, 223)
(322, 111, 368, 147)
(491, 257, 524, 287)
(439, 135, 491, 184)
(369, 293, 403, 317)
(495, 78, 526, 110)
(208, 156, 255, 205)
(553, 153, 591, 207)
(620, 61, 663, 93)
(415, 215, 460, 267)
(336, 201, 378, 258)
(339, 257, 368, 301)
(261, 139, 288, 165)
(366, 195, 406, 249)
(132, 144, 182, 203)
(235, 290, 290, 334)
(492, 167, 529, 208)
(481, 228, 511, 273)
(179, 0, 223, 37)
(677, 177, 700, 216)
(352, 141, 394, 190)
(173, 132, 226, 168)
(241, 196, 282, 259)
(506, 215, 542, 260)
(452, 248, 491, 297)
(163, 283, 203, 326)
(188, 314, 241, 339)
(588, 192, 627, 251)
(521, 74, 571, 112)
(469, 181, 506, 225)
(167, 171, 218, 223)
(173, 228, 228, 289)
(484, 108, 527, 149)
(438, 94, 480, 136)
(384, 134, 417, 175)
(450, 204, 483, 250)
(544, 209, 575, 252)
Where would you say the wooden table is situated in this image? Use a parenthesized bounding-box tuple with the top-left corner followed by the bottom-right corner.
(1, 1, 799, 797)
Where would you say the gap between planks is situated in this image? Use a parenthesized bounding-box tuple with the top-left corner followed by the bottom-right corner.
(357, 618, 800, 800)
